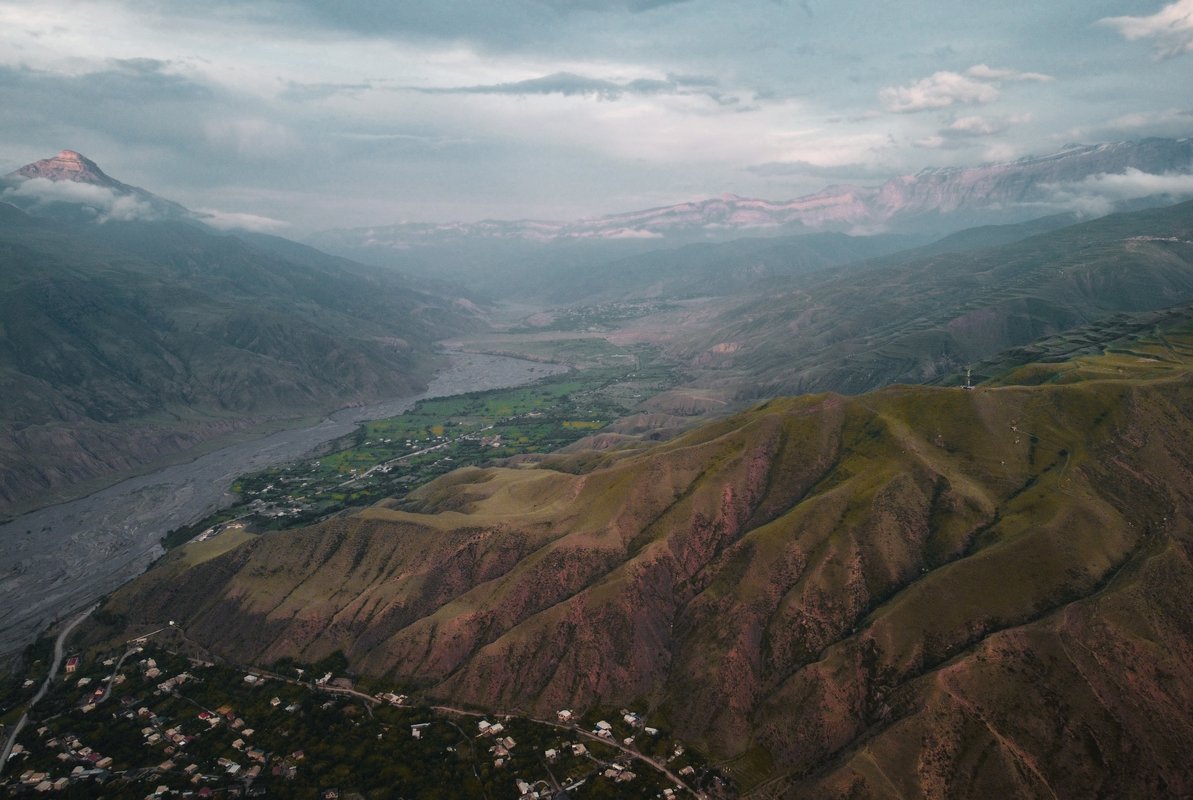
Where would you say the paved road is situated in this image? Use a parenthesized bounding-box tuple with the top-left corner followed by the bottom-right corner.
(0, 603, 97, 777)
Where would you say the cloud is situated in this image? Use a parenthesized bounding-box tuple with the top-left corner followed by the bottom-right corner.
(279, 80, 374, 102)
(132, 0, 693, 52)
(945, 115, 1010, 137)
(601, 228, 664, 239)
(331, 131, 470, 148)
(942, 113, 1032, 138)
(1100, 0, 1193, 59)
(409, 71, 734, 103)
(746, 160, 894, 180)
(1107, 108, 1193, 129)
(0, 0, 1184, 231)
(194, 208, 290, 232)
(963, 64, 1053, 82)
(545, 0, 693, 11)
(1, 177, 162, 222)
(1042, 168, 1193, 215)
(1058, 108, 1193, 143)
(880, 71, 999, 113)
(879, 64, 1052, 113)
(203, 118, 301, 160)
(109, 57, 175, 75)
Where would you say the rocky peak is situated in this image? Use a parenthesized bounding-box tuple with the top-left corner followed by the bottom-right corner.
(1, 150, 191, 223)
(9, 149, 115, 186)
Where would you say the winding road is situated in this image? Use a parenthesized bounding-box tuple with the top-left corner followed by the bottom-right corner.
(0, 603, 97, 777)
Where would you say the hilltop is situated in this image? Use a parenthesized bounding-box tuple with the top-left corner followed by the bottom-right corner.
(97, 308, 1193, 797)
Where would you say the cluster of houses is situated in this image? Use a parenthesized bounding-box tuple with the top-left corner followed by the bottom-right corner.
(589, 709, 660, 747)
(7, 728, 114, 792)
(10, 647, 704, 798)
(375, 691, 408, 707)
(476, 719, 518, 766)
(3, 652, 310, 796)
(477, 711, 652, 798)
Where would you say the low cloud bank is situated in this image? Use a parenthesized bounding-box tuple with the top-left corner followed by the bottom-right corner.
(195, 209, 291, 233)
(2, 177, 162, 222)
(1042, 168, 1193, 216)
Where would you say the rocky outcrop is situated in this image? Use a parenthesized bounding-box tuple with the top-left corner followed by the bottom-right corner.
(12, 150, 111, 184)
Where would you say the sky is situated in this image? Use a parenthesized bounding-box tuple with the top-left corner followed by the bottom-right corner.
(0, 0, 1191, 232)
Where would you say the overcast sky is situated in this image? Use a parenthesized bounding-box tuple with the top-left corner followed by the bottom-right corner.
(1, 0, 1191, 231)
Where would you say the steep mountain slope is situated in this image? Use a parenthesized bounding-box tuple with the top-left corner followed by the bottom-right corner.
(675, 199, 1193, 398)
(102, 314, 1193, 797)
(0, 180, 479, 515)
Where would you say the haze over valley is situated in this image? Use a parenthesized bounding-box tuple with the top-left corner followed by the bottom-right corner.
(3, 1, 1193, 798)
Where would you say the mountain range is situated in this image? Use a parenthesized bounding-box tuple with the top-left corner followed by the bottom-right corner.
(310, 137, 1193, 258)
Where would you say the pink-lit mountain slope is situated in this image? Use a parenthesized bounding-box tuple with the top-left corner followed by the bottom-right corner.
(2, 150, 190, 222)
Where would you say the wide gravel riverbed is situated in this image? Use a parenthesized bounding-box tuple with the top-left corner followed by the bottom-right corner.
(0, 352, 565, 658)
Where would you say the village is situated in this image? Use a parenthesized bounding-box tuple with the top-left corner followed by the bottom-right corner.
(1, 630, 725, 799)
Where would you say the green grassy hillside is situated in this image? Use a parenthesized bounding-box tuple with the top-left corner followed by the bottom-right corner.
(101, 310, 1193, 797)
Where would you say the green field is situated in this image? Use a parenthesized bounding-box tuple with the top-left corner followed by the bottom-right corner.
(165, 348, 678, 544)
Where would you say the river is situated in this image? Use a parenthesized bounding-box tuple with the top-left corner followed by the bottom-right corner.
(0, 352, 565, 659)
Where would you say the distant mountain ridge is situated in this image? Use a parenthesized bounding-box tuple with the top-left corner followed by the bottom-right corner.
(672, 199, 1193, 398)
(312, 136, 1193, 255)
